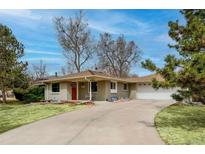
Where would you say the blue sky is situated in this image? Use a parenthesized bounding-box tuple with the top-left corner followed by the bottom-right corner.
(0, 9, 184, 76)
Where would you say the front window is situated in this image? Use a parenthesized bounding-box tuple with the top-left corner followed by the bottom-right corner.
(110, 82, 116, 89)
(123, 83, 128, 90)
(52, 83, 60, 92)
(110, 82, 117, 93)
(89, 82, 97, 92)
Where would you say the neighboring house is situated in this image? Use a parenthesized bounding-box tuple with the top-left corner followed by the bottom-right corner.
(0, 90, 16, 101)
(37, 70, 177, 102)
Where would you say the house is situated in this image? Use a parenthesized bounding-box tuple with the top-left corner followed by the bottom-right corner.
(37, 70, 177, 102)
(0, 90, 16, 101)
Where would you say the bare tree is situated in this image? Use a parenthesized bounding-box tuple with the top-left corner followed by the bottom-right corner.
(97, 33, 141, 77)
(32, 60, 47, 80)
(54, 10, 95, 73)
(61, 66, 67, 76)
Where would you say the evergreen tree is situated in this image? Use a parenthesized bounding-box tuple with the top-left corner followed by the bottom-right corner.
(0, 24, 27, 103)
(142, 10, 205, 104)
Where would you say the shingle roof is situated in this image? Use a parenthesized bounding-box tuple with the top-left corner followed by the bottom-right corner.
(126, 74, 164, 83)
(37, 70, 164, 83)
(65, 70, 112, 78)
(45, 70, 114, 80)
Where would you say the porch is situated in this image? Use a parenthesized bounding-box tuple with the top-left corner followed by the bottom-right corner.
(69, 80, 130, 101)
(44, 75, 130, 102)
(70, 81, 99, 101)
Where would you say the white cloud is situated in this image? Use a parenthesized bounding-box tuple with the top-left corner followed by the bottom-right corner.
(88, 12, 152, 36)
(0, 9, 44, 30)
(26, 49, 62, 56)
(22, 57, 64, 63)
(0, 9, 41, 20)
(0, 10, 152, 36)
(155, 33, 174, 44)
(89, 21, 123, 35)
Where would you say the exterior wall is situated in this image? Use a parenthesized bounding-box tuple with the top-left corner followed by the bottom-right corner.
(104, 81, 110, 100)
(79, 82, 89, 100)
(67, 83, 72, 100)
(78, 81, 109, 101)
(129, 83, 137, 99)
(44, 81, 177, 102)
(106, 82, 129, 101)
(45, 82, 69, 102)
(0, 90, 15, 101)
(136, 83, 177, 100)
(95, 81, 108, 101)
(45, 81, 111, 102)
(116, 82, 129, 99)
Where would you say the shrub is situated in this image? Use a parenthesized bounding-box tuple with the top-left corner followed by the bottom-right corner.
(171, 93, 183, 102)
(13, 88, 28, 101)
(14, 86, 44, 103)
(24, 86, 44, 103)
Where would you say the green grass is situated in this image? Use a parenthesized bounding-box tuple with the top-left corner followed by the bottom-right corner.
(155, 103, 205, 144)
(0, 102, 86, 134)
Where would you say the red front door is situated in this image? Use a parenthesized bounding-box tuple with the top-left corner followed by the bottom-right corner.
(71, 83, 77, 100)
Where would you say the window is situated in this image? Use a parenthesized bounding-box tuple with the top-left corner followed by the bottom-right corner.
(52, 83, 60, 92)
(89, 82, 97, 92)
(110, 82, 117, 93)
(110, 82, 116, 89)
(123, 83, 128, 90)
(81, 82, 85, 88)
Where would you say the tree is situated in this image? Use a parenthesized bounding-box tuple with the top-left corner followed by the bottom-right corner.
(13, 72, 31, 102)
(0, 23, 27, 103)
(54, 10, 95, 73)
(97, 33, 140, 77)
(61, 66, 67, 76)
(61, 61, 76, 75)
(142, 10, 205, 104)
(32, 60, 47, 80)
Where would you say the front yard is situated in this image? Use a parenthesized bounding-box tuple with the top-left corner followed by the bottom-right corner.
(155, 103, 205, 144)
(0, 102, 86, 134)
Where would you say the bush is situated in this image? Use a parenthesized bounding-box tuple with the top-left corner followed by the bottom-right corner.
(171, 93, 183, 102)
(14, 86, 44, 103)
(171, 90, 193, 104)
(24, 86, 44, 102)
(13, 88, 28, 101)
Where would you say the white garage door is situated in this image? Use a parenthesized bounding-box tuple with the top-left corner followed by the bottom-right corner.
(136, 84, 177, 100)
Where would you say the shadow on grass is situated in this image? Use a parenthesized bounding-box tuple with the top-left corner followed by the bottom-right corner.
(156, 104, 205, 131)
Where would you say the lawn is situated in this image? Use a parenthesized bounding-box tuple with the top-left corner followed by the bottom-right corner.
(155, 103, 205, 144)
(0, 102, 86, 134)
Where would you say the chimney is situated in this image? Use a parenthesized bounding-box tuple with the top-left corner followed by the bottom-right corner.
(55, 72, 58, 77)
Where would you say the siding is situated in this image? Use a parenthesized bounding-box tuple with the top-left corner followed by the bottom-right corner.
(45, 82, 68, 102)
(79, 82, 89, 100)
(129, 83, 137, 99)
(117, 82, 129, 99)
(44, 81, 137, 102)
(106, 82, 129, 101)
(78, 81, 108, 101)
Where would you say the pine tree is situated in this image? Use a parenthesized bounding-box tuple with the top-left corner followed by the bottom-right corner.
(142, 10, 205, 104)
(0, 24, 27, 103)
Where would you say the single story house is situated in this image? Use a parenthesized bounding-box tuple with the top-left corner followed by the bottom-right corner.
(0, 90, 16, 101)
(37, 70, 177, 102)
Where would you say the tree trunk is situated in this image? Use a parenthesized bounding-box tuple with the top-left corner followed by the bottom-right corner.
(2, 89, 6, 103)
(76, 53, 81, 73)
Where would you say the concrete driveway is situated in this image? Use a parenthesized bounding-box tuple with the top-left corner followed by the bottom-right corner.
(0, 100, 173, 145)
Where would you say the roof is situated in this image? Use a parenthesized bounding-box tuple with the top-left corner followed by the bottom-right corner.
(36, 70, 164, 84)
(38, 70, 128, 83)
(126, 74, 164, 83)
(64, 70, 111, 78)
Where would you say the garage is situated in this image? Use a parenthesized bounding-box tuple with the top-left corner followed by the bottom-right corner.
(136, 83, 177, 100)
